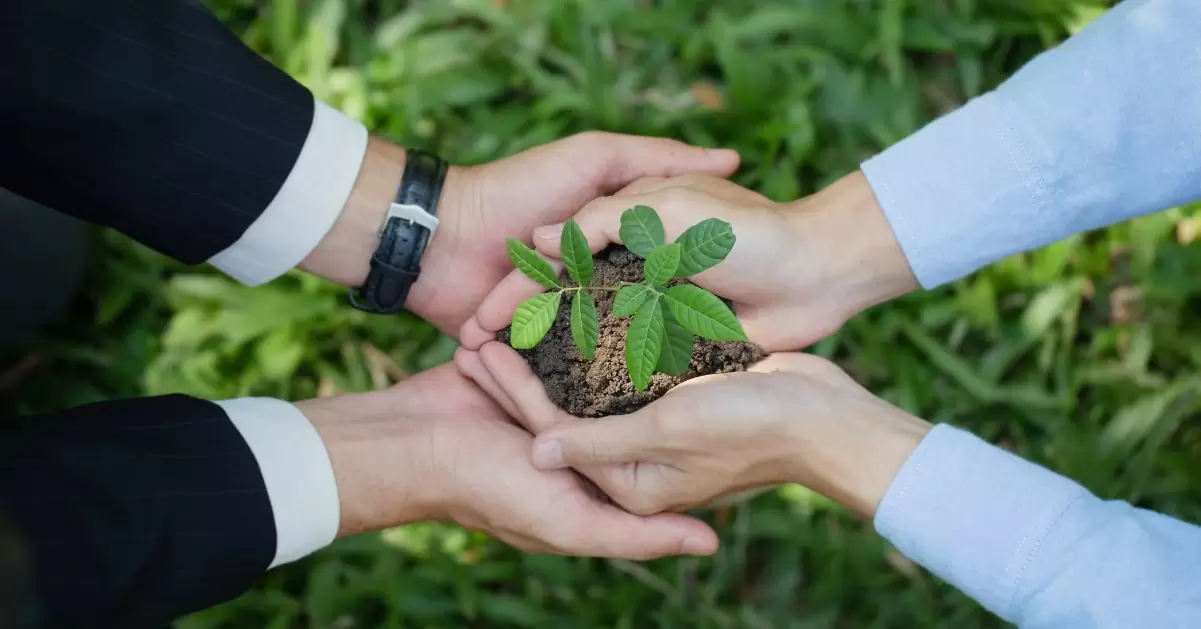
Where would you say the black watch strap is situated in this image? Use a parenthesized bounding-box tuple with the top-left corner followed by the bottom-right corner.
(349, 150, 448, 314)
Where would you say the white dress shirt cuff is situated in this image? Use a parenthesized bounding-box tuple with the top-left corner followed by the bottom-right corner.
(208, 98, 368, 286)
(873, 424, 1089, 620)
(860, 91, 1047, 288)
(216, 397, 340, 569)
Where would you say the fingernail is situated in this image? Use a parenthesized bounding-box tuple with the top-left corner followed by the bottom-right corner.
(534, 224, 563, 243)
(681, 536, 712, 556)
(532, 440, 564, 469)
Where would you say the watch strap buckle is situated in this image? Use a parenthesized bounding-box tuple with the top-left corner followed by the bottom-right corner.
(381, 202, 439, 237)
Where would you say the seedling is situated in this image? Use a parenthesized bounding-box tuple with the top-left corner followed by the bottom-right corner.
(505, 206, 747, 391)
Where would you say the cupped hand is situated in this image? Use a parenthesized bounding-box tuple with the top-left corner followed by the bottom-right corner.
(456, 343, 931, 519)
(303, 363, 718, 559)
(410, 133, 740, 335)
(460, 170, 917, 352)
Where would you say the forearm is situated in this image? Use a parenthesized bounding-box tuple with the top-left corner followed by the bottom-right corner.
(802, 413, 1201, 627)
(0, 0, 336, 267)
(0, 0, 464, 324)
(0, 381, 447, 629)
(860, 0, 1201, 287)
(296, 385, 445, 537)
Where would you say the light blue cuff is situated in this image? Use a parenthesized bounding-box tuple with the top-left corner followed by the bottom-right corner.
(861, 93, 1048, 288)
(874, 424, 1088, 622)
(861, 0, 1201, 289)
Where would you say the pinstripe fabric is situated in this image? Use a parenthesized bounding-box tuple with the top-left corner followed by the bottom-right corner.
(0, 1, 306, 625)
(0, 0, 314, 263)
(0, 395, 275, 629)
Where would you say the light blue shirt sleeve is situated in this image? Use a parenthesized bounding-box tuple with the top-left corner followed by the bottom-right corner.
(875, 425, 1201, 628)
(860, 0, 1201, 287)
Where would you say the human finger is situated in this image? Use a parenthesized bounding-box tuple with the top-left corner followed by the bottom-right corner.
(453, 347, 522, 421)
(471, 260, 563, 341)
(478, 341, 571, 435)
(530, 410, 662, 469)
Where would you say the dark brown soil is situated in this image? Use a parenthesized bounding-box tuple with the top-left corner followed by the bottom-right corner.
(500, 246, 765, 417)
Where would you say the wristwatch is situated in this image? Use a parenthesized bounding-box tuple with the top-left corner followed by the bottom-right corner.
(349, 149, 448, 314)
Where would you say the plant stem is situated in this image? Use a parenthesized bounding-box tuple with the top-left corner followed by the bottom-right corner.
(562, 281, 641, 294)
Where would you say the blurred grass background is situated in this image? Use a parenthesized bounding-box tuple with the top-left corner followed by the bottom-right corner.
(4, 0, 1201, 627)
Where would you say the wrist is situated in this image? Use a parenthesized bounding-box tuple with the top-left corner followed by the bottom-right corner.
(396, 164, 473, 330)
(298, 136, 468, 329)
(787, 399, 931, 519)
(300, 137, 405, 287)
(297, 389, 445, 537)
(782, 170, 918, 318)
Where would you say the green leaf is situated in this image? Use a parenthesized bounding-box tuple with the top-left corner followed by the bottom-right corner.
(626, 297, 665, 391)
(663, 284, 746, 341)
(560, 220, 593, 286)
(570, 291, 599, 360)
(644, 243, 681, 285)
(510, 292, 561, 349)
(619, 205, 665, 257)
(657, 310, 694, 376)
(612, 284, 655, 317)
(675, 218, 735, 276)
(506, 239, 559, 289)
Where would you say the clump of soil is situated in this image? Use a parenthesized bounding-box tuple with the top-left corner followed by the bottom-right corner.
(500, 246, 765, 417)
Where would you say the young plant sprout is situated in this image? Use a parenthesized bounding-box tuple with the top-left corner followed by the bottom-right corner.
(505, 206, 747, 391)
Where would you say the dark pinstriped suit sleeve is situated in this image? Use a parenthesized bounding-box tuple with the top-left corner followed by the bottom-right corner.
(0, 396, 276, 629)
(0, 0, 314, 263)
(0, 1, 310, 625)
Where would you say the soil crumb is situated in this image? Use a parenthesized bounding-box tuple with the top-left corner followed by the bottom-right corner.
(500, 246, 765, 417)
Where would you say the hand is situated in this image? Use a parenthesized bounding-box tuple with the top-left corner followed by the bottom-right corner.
(459, 343, 931, 519)
(301, 134, 740, 336)
(296, 364, 719, 558)
(461, 170, 917, 352)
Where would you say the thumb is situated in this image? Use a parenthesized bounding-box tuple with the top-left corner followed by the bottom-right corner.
(532, 193, 639, 256)
(531, 412, 660, 469)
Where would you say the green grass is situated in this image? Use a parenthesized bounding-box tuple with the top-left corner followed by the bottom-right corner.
(6, 0, 1201, 627)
